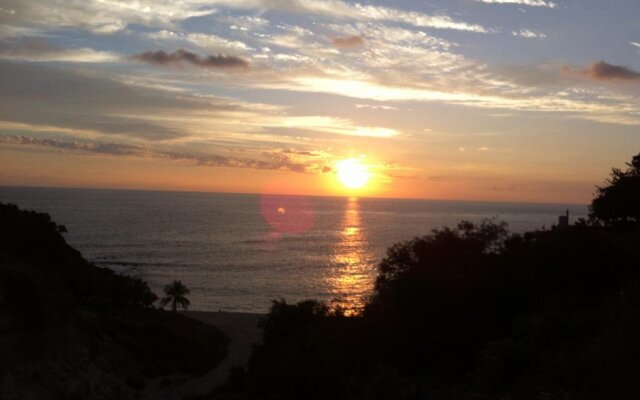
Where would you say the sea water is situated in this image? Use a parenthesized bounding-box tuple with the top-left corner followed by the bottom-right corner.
(0, 186, 588, 313)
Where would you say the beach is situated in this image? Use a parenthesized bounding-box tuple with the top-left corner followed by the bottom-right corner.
(143, 311, 264, 400)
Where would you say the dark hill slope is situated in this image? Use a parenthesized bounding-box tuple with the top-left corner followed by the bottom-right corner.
(0, 203, 228, 400)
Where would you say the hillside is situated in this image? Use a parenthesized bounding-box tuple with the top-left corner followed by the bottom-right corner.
(0, 203, 229, 400)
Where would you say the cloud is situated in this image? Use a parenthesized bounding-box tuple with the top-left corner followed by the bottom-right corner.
(353, 4, 487, 33)
(203, 1, 489, 32)
(144, 30, 252, 53)
(355, 104, 399, 110)
(0, 0, 217, 34)
(0, 60, 400, 165)
(258, 75, 640, 126)
(1, 0, 488, 36)
(567, 61, 640, 81)
(132, 49, 249, 70)
(0, 61, 265, 140)
(331, 35, 364, 48)
(0, 37, 118, 63)
(473, 0, 556, 8)
(265, 115, 400, 138)
(511, 29, 547, 39)
(0, 135, 320, 173)
(141, 29, 254, 55)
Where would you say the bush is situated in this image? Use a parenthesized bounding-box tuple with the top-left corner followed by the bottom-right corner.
(590, 152, 640, 226)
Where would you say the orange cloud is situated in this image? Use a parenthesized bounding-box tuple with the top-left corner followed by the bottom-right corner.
(332, 35, 365, 49)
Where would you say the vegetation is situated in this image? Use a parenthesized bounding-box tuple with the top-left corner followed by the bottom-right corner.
(590, 152, 640, 225)
(160, 280, 191, 311)
(212, 152, 640, 400)
(0, 203, 229, 400)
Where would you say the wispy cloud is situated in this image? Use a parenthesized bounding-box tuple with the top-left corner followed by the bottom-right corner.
(0, 0, 217, 34)
(206, 0, 489, 32)
(260, 115, 400, 138)
(144, 30, 252, 53)
(473, 0, 557, 8)
(355, 104, 399, 111)
(0, 37, 118, 63)
(132, 49, 250, 70)
(0, 60, 401, 162)
(0, 135, 328, 174)
(353, 4, 488, 32)
(0, 61, 319, 144)
(258, 75, 640, 125)
(1, 0, 489, 34)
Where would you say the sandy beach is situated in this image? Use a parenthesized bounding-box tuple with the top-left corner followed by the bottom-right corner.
(185, 311, 264, 385)
(144, 311, 264, 400)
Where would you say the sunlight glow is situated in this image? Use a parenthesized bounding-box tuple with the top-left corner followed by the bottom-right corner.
(327, 197, 375, 315)
(335, 158, 371, 190)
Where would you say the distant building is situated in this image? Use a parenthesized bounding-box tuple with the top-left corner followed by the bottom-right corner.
(558, 209, 570, 228)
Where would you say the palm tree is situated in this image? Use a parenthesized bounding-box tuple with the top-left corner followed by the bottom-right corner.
(159, 280, 190, 311)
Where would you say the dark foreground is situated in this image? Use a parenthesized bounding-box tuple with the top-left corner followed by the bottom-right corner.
(2, 153, 640, 400)
(0, 203, 229, 399)
(209, 221, 640, 400)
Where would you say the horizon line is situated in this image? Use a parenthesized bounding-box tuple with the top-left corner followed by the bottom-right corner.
(0, 184, 589, 208)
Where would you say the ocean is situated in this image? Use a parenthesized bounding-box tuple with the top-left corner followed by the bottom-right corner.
(0, 186, 588, 313)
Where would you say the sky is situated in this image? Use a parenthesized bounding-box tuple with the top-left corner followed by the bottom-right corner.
(0, 0, 639, 203)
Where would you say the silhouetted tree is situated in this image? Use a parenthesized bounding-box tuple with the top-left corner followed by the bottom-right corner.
(160, 280, 190, 311)
(590, 152, 640, 226)
(371, 219, 509, 297)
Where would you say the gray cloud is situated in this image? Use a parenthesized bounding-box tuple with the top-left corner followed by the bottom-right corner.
(132, 49, 249, 70)
(0, 37, 118, 62)
(566, 61, 640, 82)
(331, 35, 364, 49)
(0, 61, 250, 140)
(0, 135, 315, 173)
(282, 148, 320, 156)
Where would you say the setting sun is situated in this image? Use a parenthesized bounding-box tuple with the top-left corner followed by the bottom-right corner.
(335, 158, 371, 190)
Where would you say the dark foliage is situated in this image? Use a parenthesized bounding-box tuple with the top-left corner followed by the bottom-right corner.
(590, 152, 640, 225)
(0, 203, 228, 399)
(160, 280, 191, 311)
(217, 220, 640, 399)
(0, 203, 157, 311)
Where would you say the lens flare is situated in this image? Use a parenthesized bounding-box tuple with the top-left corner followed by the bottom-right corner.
(260, 194, 314, 233)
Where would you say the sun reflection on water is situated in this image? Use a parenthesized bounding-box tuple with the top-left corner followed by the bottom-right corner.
(327, 197, 375, 315)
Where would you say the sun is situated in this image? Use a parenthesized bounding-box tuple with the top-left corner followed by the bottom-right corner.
(335, 158, 371, 190)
